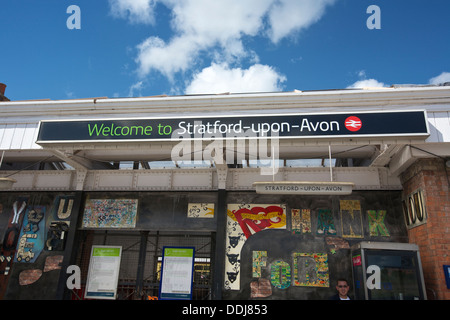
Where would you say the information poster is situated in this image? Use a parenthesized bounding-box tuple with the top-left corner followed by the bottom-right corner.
(85, 246, 122, 300)
(159, 247, 195, 300)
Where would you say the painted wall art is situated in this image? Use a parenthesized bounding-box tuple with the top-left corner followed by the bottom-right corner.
(368, 210, 390, 236)
(340, 200, 363, 238)
(270, 260, 291, 289)
(291, 209, 311, 234)
(45, 196, 74, 251)
(292, 253, 329, 287)
(15, 206, 46, 263)
(187, 203, 214, 218)
(82, 199, 138, 228)
(250, 250, 329, 297)
(225, 204, 286, 290)
(316, 209, 336, 235)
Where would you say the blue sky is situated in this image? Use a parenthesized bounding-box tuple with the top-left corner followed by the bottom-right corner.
(1, 0, 450, 101)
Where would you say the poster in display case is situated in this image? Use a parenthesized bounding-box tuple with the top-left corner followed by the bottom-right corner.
(159, 247, 195, 300)
(85, 246, 122, 300)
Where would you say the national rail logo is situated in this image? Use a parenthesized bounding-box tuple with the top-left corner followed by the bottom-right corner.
(344, 116, 362, 132)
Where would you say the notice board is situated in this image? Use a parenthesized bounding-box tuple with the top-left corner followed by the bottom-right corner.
(159, 247, 195, 300)
(85, 246, 122, 299)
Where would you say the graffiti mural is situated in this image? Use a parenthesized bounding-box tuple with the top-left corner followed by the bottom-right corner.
(46, 196, 74, 251)
(187, 203, 214, 218)
(82, 199, 138, 228)
(340, 200, 363, 238)
(225, 204, 286, 290)
(316, 209, 336, 235)
(292, 253, 329, 287)
(368, 210, 390, 236)
(250, 250, 329, 297)
(252, 251, 267, 278)
(291, 209, 311, 234)
(15, 206, 46, 263)
(270, 260, 291, 289)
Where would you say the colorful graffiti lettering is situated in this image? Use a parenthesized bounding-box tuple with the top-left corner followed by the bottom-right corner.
(252, 251, 329, 293)
(368, 210, 390, 236)
(225, 204, 286, 290)
(291, 209, 311, 234)
(293, 253, 329, 287)
(270, 260, 291, 289)
(340, 200, 363, 238)
(252, 251, 267, 278)
(227, 205, 286, 239)
(316, 209, 336, 235)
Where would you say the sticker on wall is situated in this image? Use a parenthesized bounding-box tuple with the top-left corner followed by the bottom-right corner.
(187, 203, 214, 218)
(82, 199, 138, 228)
(291, 209, 311, 234)
(15, 206, 46, 263)
(340, 200, 363, 238)
(316, 209, 336, 235)
(292, 253, 329, 287)
(225, 204, 286, 290)
(367, 210, 390, 236)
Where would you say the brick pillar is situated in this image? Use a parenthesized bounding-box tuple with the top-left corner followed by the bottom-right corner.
(400, 158, 450, 300)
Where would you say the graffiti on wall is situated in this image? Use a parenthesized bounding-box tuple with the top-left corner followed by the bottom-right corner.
(82, 199, 138, 228)
(368, 210, 390, 236)
(187, 203, 214, 218)
(317, 209, 336, 235)
(291, 209, 311, 234)
(251, 251, 329, 297)
(292, 253, 329, 287)
(45, 196, 74, 251)
(340, 200, 363, 238)
(1, 199, 29, 275)
(225, 204, 286, 290)
(227, 200, 392, 293)
(15, 206, 46, 263)
(0, 198, 27, 298)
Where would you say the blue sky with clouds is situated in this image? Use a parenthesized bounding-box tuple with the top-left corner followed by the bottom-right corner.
(1, 0, 450, 101)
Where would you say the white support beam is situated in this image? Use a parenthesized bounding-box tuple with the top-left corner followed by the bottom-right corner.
(3, 166, 402, 192)
(388, 145, 416, 176)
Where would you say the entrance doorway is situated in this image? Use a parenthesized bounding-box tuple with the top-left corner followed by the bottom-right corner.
(71, 230, 214, 300)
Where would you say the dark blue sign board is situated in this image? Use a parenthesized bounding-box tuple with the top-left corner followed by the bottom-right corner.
(444, 265, 450, 289)
(36, 110, 429, 143)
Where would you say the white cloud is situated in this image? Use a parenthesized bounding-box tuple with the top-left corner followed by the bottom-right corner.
(429, 72, 450, 85)
(136, 35, 200, 79)
(267, 0, 336, 43)
(109, 0, 335, 85)
(108, 0, 158, 24)
(347, 79, 386, 89)
(185, 63, 286, 94)
(128, 81, 144, 97)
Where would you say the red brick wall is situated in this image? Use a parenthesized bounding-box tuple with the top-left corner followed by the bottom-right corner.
(400, 158, 450, 300)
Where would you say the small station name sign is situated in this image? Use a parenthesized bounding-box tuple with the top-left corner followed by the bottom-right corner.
(36, 110, 429, 143)
(253, 181, 355, 195)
